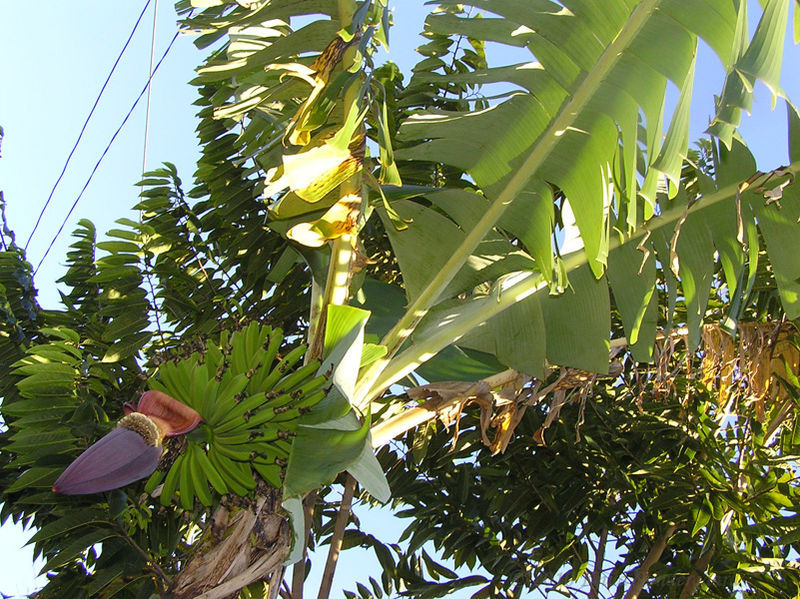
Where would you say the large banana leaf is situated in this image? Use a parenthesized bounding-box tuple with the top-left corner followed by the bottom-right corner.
(356, 0, 798, 401)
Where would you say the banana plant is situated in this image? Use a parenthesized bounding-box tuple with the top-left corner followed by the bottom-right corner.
(2, 1, 800, 598)
(182, 0, 800, 488)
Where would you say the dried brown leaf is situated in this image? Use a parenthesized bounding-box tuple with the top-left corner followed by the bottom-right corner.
(489, 402, 527, 455)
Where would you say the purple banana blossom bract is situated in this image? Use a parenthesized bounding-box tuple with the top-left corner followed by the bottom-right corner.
(53, 390, 203, 495)
(52, 427, 163, 495)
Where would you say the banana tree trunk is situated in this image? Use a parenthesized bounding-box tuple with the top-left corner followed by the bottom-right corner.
(166, 489, 290, 599)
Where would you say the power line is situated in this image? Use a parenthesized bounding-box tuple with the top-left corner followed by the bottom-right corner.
(140, 0, 168, 346)
(142, 0, 159, 174)
(25, 0, 152, 252)
(34, 27, 183, 276)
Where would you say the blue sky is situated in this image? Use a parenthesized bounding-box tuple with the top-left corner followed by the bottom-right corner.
(0, 1, 799, 597)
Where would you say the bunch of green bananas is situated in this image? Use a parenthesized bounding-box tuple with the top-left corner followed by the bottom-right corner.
(144, 322, 328, 508)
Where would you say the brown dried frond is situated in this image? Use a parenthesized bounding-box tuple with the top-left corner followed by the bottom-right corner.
(701, 325, 736, 408)
(408, 381, 494, 449)
(530, 364, 618, 446)
(427, 363, 622, 450)
(406, 375, 540, 455)
(699, 322, 798, 422)
(489, 401, 528, 455)
(653, 335, 677, 398)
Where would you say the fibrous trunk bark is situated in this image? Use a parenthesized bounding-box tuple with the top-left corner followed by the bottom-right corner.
(166, 488, 291, 599)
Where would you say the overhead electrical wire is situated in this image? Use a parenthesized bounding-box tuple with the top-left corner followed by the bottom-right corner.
(25, 0, 152, 252)
(34, 26, 183, 276)
(140, 0, 168, 345)
(141, 0, 159, 174)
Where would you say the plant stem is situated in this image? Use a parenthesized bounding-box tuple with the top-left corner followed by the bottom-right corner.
(337, 0, 355, 27)
(306, 278, 325, 362)
(291, 490, 318, 599)
(194, 546, 289, 599)
(317, 475, 357, 599)
(117, 523, 169, 589)
(679, 546, 714, 599)
(622, 524, 677, 599)
(310, 0, 362, 357)
(268, 566, 285, 599)
(322, 234, 355, 308)
(588, 528, 608, 599)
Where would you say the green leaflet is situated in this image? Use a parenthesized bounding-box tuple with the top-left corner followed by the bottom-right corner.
(377, 199, 464, 303)
(29, 508, 112, 545)
(751, 186, 800, 320)
(378, 199, 536, 303)
(83, 560, 127, 596)
(283, 410, 370, 498)
(415, 344, 507, 384)
(606, 239, 657, 362)
(284, 304, 390, 502)
(789, 101, 800, 163)
(651, 56, 695, 195)
(497, 181, 555, 284)
(42, 528, 119, 573)
(707, 139, 758, 297)
(101, 332, 152, 364)
(675, 208, 717, 352)
(354, 277, 407, 340)
(320, 304, 370, 405)
(99, 313, 150, 343)
(544, 113, 618, 276)
(651, 228, 679, 332)
(458, 292, 548, 380)
(736, 0, 789, 98)
(539, 263, 611, 373)
(5, 467, 60, 493)
(15, 371, 76, 397)
(662, 0, 739, 68)
(709, 0, 790, 146)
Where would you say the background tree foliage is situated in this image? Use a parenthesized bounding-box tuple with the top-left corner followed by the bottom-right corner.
(3, 0, 800, 597)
